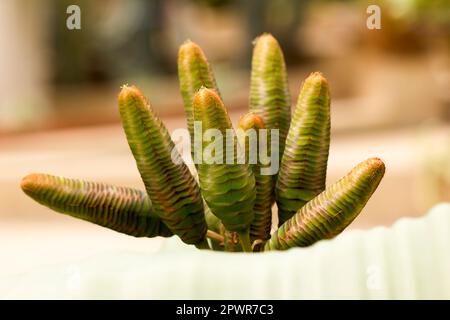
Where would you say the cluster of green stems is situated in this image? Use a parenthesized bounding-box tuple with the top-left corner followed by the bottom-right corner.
(21, 34, 385, 253)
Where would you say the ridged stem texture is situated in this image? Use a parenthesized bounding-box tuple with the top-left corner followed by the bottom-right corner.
(118, 85, 207, 247)
(239, 112, 273, 242)
(266, 158, 385, 251)
(250, 33, 291, 163)
(193, 88, 255, 251)
(276, 72, 330, 226)
(178, 40, 220, 161)
(20, 174, 173, 237)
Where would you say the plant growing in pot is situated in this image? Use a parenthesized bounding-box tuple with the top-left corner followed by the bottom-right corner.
(20, 33, 385, 253)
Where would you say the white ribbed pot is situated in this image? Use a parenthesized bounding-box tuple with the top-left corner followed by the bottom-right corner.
(2, 203, 449, 299)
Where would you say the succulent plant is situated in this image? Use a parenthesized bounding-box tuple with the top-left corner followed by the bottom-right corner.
(20, 33, 385, 253)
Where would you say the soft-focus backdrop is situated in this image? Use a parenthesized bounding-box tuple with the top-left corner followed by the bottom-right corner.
(0, 0, 449, 276)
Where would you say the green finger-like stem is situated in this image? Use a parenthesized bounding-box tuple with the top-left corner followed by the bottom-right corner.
(178, 40, 220, 161)
(276, 72, 331, 226)
(118, 85, 208, 247)
(20, 173, 173, 238)
(266, 158, 385, 251)
(238, 112, 273, 242)
(250, 33, 291, 161)
(193, 88, 256, 241)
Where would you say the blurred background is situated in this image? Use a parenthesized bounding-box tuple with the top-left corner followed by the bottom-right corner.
(0, 0, 449, 275)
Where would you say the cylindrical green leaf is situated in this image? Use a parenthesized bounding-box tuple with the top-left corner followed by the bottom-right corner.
(250, 33, 291, 161)
(20, 173, 173, 238)
(266, 158, 385, 251)
(193, 88, 255, 251)
(238, 112, 273, 242)
(178, 40, 220, 161)
(276, 72, 331, 226)
(118, 85, 208, 247)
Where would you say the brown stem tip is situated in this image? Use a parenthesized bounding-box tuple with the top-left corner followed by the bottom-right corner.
(20, 173, 41, 195)
(193, 87, 225, 114)
(306, 71, 328, 85)
(239, 112, 265, 131)
(118, 84, 145, 103)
